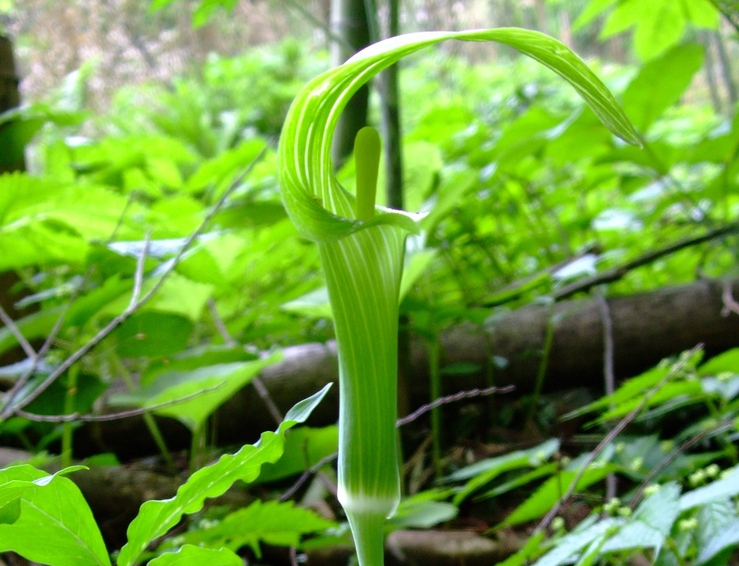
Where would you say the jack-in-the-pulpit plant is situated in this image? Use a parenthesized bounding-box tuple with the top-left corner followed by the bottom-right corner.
(277, 29, 640, 566)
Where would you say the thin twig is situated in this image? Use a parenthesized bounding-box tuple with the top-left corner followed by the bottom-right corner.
(396, 384, 515, 427)
(0, 303, 36, 359)
(555, 223, 739, 300)
(1, 141, 273, 419)
(128, 232, 151, 309)
(15, 382, 225, 422)
(535, 344, 703, 533)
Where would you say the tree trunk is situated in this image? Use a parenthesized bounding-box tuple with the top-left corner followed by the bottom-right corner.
(329, 0, 371, 166)
(82, 278, 739, 459)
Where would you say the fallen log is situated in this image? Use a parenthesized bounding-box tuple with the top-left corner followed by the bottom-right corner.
(82, 278, 739, 457)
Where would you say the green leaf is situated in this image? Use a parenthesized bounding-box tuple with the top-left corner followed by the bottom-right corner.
(256, 425, 339, 483)
(389, 496, 458, 529)
(0, 497, 21, 525)
(499, 530, 546, 566)
(699, 348, 739, 376)
(497, 462, 618, 528)
(449, 439, 560, 505)
(148, 545, 242, 566)
(696, 520, 739, 565)
(682, 0, 719, 28)
(600, 483, 681, 555)
(111, 311, 194, 358)
(680, 466, 739, 511)
(621, 43, 704, 132)
(572, 0, 619, 32)
(172, 500, 337, 556)
(110, 352, 282, 432)
(633, 2, 686, 60)
(116, 384, 331, 566)
(0, 465, 110, 566)
(533, 517, 623, 566)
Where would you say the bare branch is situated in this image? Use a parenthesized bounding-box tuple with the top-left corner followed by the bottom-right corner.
(555, 223, 739, 301)
(0, 303, 36, 359)
(16, 382, 224, 423)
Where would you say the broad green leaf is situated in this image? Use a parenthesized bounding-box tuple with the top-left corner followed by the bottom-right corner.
(0, 465, 110, 566)
(117, 384, 331, 566)
(111, 311, 194, 358)
(600, 0, 650, 38)
(176, 233, 246, 286)
(256, 425, 339, 483)
(572, 0, 618, 32)
(533, 517, 624, 566)
(389, 496, 458, 529)
(598, 381, 704, 422)
(497, 463, 618, 528)
(632, 2, 685, 61)
(683, 0, 720, 28)
(141, 344, 258, 386)
(186, 138, 268, 194)
(600, 483, 681, 556)
(696, 519, 739, 565)
(498, 530, 546, 566)
(680, 466, 739, 511)
(621, 44, 704, 132)
(449, 439, 560, 505)
(148, 545, 242, 566)
(699, 348, 739, 376)
(110, 352, 282, 432)
(281, 287, 332, 319)
(480, 462, 559, 499)
(101, 272, 213, 322)
(171, 500, 337, 556)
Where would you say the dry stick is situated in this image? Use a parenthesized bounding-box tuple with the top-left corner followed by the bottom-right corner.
(279, 384, 515, 501)
(596, 291, 617, 501)
(0, 303, 37, 359)
(535, 344, 703, 534)
(555, 222, 739, 301)
(207, 297, 283, 425)
(1, 142, 273, 420)
(15, 382, 225, 423)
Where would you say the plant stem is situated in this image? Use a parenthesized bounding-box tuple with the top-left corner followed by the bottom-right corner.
(60, 362, 79, 469)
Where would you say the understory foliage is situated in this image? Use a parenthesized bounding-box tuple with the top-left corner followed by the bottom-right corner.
(0, 2, 738, 564)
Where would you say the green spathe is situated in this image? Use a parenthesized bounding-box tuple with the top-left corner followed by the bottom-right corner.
(278, 28, 639, 566)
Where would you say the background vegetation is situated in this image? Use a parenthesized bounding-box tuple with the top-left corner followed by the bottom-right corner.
(0, 0, 739, 565)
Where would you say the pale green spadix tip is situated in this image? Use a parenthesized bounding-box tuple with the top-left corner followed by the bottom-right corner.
(354, 126, 382, 221)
